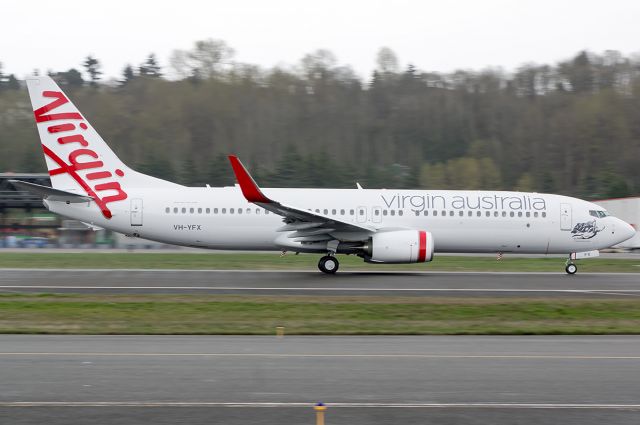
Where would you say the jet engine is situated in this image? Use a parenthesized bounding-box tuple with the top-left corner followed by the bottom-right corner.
(363, 230, 434, 263)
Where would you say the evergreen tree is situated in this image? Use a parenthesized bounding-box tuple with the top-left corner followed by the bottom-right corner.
(139, 54, 162, 77)
(82, 55, 102, 87)
(121, 64, 136, 85)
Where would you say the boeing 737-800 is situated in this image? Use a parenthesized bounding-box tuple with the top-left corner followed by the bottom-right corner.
(11, 76, 636, 274)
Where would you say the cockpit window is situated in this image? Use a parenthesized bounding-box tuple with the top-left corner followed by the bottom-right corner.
(589, 210, 609, 218)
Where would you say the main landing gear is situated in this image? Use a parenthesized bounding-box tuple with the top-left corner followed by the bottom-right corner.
(318, 255, 339, 274)
(565, 259, 577, 275)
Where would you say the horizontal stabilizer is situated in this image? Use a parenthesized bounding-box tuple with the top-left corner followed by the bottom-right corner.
(9, 180, 93, 203)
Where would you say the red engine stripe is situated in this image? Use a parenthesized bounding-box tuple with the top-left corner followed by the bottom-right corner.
(418, 230, 427, 262)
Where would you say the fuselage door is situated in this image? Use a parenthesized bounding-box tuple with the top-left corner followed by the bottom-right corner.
(357, 206, 367, 223)
(372, 206, 382, 223)
(130, 198, 143, 226)
(560, 203, 572, 231)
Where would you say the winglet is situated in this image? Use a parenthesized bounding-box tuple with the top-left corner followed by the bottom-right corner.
(228, 155, 271, 203)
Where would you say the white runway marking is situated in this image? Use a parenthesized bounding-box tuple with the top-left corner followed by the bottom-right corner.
(1, 353, 640, 360)
(0, 268, 638, 275)
(1, 285, 640, 295)
(1, 401, 639, 409)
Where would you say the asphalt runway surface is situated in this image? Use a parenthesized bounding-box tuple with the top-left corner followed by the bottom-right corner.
(1, 335, 640, 424)
(1, 269, 640, 298)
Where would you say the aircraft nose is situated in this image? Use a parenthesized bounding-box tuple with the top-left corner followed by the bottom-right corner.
(616, 219, 636, 243)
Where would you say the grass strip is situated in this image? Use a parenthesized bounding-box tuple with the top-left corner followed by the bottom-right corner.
(1, 294, 640, 335)
(0, 252, 638, 272)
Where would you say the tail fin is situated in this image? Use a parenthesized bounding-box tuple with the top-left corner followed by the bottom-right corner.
(26, 76, 180, 218)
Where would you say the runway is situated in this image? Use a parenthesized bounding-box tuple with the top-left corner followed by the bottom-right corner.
(1, 269, 640, 297)
(2, 335, 640, 424)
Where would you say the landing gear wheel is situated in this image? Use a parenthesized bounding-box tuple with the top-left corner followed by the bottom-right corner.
(565, 263, 577, 275)
(318, 256, 339, 274)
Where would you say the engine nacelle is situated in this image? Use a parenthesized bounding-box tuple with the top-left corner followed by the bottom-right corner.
(364, 230, 434, 263)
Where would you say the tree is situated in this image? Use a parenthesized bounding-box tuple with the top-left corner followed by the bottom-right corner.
(376, 47, 399, 74)
(83, 55, 102, 86)
(53, 68, 84, 87)
(139, 54, 162, 78)
(0, 62, 20, 91)
(170, 39, 234, 79)
(120, 64, 136, 85)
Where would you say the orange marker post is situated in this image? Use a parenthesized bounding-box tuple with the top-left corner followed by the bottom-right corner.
(314, 402, 327, 425)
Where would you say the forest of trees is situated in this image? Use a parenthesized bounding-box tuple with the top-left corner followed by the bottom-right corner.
(0, 40, 639, 199)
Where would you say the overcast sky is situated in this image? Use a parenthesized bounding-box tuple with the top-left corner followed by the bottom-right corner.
(2, 0, 639, 80)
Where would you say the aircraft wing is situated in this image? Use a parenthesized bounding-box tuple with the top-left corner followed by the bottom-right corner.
(9, 180, 93, 203)
(228, 156, 375, 241)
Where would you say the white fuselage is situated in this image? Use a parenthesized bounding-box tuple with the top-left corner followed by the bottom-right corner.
(44, 187, 632, 255)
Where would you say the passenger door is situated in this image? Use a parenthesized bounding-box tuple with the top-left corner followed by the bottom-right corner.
(130, 198, 143, 226)
(356, 206, 367, 223)
(560, 203, 572, 231)
(372, 206, 382, 223)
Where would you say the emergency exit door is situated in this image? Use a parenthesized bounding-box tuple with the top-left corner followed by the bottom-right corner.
(560, 203, 572, 231)
(130, 198, 143, 226)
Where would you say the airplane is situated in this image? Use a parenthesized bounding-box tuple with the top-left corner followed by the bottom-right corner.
(10, 76, 636, 274)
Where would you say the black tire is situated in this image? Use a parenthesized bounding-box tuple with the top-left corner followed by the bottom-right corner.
(318, 256, 339, 274)
(565, 263, 577, 275)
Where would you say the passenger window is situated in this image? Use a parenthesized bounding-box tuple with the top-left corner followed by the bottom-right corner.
(485, 211, 490, 217)
(390, 210, 396, 216)
(433, 211, 438, 216)
(198, 208, 202, 214)
(526, 212, 530, 217)
(189, 208, 194, 214)
(399, 210, 404, 216)
(459, 211, 464, 217)
(494, 211, 498, 217)
(542, 212, 546, 218)
(206, 208, 210, 214)
(340, 209, 345, 215)
(502, 211, 506, 217)
(323, 209, 328, 215)
(449, 211, 454, 216)
(315, 209, 320, 213)
(222, 208, 226, 214)
(383, 210, 388, 216)
(510, 211, 514, 217)
(414, 211, 420, 216)
(423, 211, 428, 216)
(534, 212, 538, 218)
(468, 211, 473, 217)
(165, 207, 170, 213)
(518, 212, 522, 217)
(374, 210, 380, 216)
(265, 210, 269, 214)
(214, 208, 218, 214)
(238, 208, 243, 215)
(256, 209, 260, 214)
(442, 210, 446, 216)
(182, 207, 186, 213)
(246, 208, 251, 214)
(359, 209, 365, 215)
(476, 211, 481, 217)
(332, 209, 336, 215)
(230, 208, 235, 214)
(173, 207, 178, 213)
(350, 209, 355, 215)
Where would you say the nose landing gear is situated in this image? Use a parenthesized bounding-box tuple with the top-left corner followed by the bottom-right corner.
(318, 255, 339, 274)
(565, 262, 577, 275)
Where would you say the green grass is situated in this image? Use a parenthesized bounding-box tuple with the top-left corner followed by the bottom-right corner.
(0, 252, 638, 272)
(1, 294, 640, 335)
